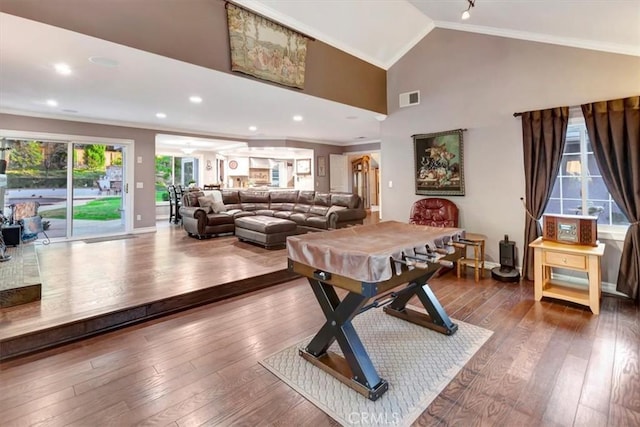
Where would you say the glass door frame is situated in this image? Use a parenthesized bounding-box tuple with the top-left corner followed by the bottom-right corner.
(67, 139, 132, 238)
(0, 129, 134, 240)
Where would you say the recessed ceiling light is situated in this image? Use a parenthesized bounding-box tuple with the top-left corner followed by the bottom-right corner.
(293, 115, 303, 122)
(189, 96, 203, 104)
(156, 112, 167, 119)
(249, 126, 257, 131)
(88, 56, 119, 68)
(54, 63, 72, 75)
(46, 99, 58, 107)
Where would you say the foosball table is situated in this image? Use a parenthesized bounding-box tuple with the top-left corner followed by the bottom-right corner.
(287, 221, 468, 401)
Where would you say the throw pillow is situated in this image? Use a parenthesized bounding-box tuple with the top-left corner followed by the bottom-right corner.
(198, 195, 216, 209)
(199, 205, 212, 214)
(325, 205, 347, 216)
(212, 200, 227, 214)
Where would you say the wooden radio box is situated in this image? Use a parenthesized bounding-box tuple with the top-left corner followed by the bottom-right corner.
(542, 214, 598, 246)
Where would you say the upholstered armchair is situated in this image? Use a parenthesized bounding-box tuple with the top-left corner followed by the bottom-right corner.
(409, 198, 459, 228)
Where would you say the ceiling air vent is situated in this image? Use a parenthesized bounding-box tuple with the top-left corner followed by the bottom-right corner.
(399, 90, 420, 108)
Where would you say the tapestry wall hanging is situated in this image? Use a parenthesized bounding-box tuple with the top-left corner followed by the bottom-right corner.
(226, 3, 309, 89)
(414, 129, 465, 196)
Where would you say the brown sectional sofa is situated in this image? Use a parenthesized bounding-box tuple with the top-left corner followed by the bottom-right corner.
(180, 189, 366, 239)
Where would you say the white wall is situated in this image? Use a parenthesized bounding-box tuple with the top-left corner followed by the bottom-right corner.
(383, 29, 640, 282)
(201, 153, 218, 185)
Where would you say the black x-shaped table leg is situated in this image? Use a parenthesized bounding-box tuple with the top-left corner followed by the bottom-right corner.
(300, 278, 389, 401)
(384, 271, 458, 335)
(299, 268, 457, 401)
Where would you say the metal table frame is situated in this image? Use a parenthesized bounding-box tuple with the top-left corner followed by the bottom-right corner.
(289, 256, 457, 401)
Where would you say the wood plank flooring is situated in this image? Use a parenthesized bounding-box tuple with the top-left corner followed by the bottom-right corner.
(1, 214, 639, 425)
(1, 275, 638, 426)
(0, 222, 296, 359)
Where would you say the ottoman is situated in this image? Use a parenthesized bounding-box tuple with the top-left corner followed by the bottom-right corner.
(235, 215, 298, 249)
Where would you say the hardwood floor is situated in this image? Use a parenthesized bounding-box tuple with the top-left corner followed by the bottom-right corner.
(0, 222, 299, 359)
(1, 213, 639, 426)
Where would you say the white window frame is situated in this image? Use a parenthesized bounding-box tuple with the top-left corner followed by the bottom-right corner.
(545, 118, 629, 241)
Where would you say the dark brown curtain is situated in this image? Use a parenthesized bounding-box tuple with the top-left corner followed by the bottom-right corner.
(521, 107, 569, 281)
(582, 96, 640, 303)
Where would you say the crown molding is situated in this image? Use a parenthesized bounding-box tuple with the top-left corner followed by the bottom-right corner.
(434, 21, 640, 57)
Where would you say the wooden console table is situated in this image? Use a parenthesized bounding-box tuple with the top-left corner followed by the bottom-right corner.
(529, 237, 605, 314)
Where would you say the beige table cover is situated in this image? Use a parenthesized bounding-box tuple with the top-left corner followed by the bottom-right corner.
(287, 221, 464, 282)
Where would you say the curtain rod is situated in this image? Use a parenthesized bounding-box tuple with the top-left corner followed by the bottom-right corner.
(225, 1, 316, 41)
(411, 128, 467, 138)
(514, 104, 575, 117)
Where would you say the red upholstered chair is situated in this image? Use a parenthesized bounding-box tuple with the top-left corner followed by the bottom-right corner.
(409, 198, 459, 228)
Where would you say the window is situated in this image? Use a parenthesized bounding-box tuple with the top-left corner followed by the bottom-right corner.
(545, 122, 629, 227)
(271, 163, 280, 187)
(155, 155, 184, 201)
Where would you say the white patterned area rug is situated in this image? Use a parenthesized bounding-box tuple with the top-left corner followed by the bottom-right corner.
(260, 307, 493, 426)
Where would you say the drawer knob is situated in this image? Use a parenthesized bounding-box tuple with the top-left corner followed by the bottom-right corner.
(563, 258, 567, 264)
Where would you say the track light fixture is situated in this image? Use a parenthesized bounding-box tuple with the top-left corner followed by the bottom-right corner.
(461, 0, 475, 20)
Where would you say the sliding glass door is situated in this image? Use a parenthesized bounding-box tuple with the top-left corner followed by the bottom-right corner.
(1, 138, 69, 238)
(70, 142, 126, 237)
(1, 136, 129, 240)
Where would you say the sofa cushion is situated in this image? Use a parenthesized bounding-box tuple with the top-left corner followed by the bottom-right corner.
(309, 205, 329, 216)
(305, 192, 330, 216)
(325, 205, 346, 216)
(293, 203, 311, 213)
(241, 203, 271, 212)
(271, 202, 296, 211)
(255, 209, 276, 216)
(230, 210, 256, 219)
(313, 192, 331, 207)
(270, 191, 298, 211)
(239, 190, 270, 203)
(289, 212, 313, 225)
(198, 195, 216, 209)
(212, 200, 227, 213)
(235, 215, 297, 234)
(184, 190, 204, 207)
(203, 189, 223, 201)
(331, 193, 360, 209)
(273, 211, 294, 219)
(269, 190, 299, 204)
(239, 191, 269, 211)
(297, 191, 316, 204)
(221, 190, 240, 204)
(199, 196, 227, 214)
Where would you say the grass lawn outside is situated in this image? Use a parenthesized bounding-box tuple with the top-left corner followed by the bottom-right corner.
(156, 190, 169, 202)
(41, 197, 122, 221)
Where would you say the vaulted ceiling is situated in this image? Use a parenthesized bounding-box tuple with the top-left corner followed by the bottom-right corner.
(1, 1, 638, 150)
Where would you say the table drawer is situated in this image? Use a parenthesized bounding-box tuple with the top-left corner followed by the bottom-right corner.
(544, 251, 587, 270)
